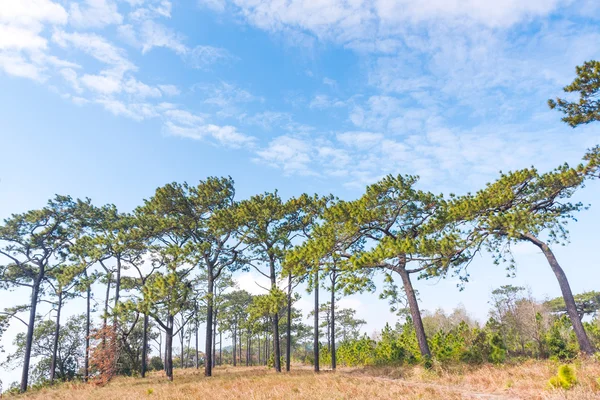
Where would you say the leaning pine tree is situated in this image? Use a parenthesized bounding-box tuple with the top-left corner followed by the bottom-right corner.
(449, 152, 599, 355)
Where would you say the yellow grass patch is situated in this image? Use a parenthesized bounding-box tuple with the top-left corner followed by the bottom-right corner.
(9, 360, 600, 400)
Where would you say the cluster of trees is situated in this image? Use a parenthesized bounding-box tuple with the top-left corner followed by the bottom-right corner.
(323, 287, 600, 368)
(1, 62, 599, 393)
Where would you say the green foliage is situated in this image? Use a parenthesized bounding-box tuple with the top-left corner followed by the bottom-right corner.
(488, 332, 507, 364)
(374, 324, 406, 365)
(548, 364, 577, 390)
(149, 356, 164, 371)
(1, 315, 86, 384)
(545, 291, 600, 319)
(548, 60, 600, 127)
(335, 336, 376, 367)
(546, 316, 578, 361)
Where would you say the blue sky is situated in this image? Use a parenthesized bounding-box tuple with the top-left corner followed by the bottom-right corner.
(1, 0, 600, 385)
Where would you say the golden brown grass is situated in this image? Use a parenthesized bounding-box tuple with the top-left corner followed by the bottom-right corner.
(9, 360, 600, 400)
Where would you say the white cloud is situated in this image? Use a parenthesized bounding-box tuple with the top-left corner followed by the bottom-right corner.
(0, 0, 68, 29)
(164, 109, 206, 125)
(375, 0, 564, 28)
(120, 20, 232, 71)
(81, 72, 122, 94)
(337, 131, 383, 149)
(164, 120, 255, 148)
(0, 0, 68, 79)
(59, 67, 82, 92)
(203, 82, 259, 107)
(0, 52, 43, 80)
(186, 45, 232, 69)
(214, 0, 566, 47)
(96, 98, 158, 120)
(158, 84, 180, 96)
(309, 94, 346, 109)
(139, 19, 187, 54)
(323, 77, 336, 86)
(129, 0, 172, 20)
(0, 25, 48, 50)
(52, 30, 136, 75)
(233, 272, 269, 295)
(254, 136, 316, 176)
(69, 0, 123, 29)
(198, 0, 227, 12)
(124, 77, 162, 98)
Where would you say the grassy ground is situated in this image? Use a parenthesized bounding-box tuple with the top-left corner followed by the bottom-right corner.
(8, 360, 600, 399)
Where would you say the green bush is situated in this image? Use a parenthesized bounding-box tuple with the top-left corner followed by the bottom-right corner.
(336, 336, 376, 367)
(547, 316, 578, 360)
(548, 364, 577, 390)
(149, 356, 164, 371)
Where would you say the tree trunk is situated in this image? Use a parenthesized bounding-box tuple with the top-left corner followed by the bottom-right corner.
(314, 268, 320, 372)
(286, 273, 292, 372)
(523, 233, 595, 355)
(246, 332, 250, 366)
(212, 309, 217, 369)
(398, 266, 431, 359)
(114, 256, 122, 327)
(258, 336, 261, 365)
(21, 273, 42, 393)
(205, 274, 214, 376)
(180, 324, 185, 369)
(50, 290, 63, 383)
(84, 281, 91, 382)
(102, 274, 111, 344)
(219, 330, 222, 366)
(141, 314, 148, 377)
(269, 258, 282, 372)
(232, 328, 237, 366)
(195, 317, 199, 369)
(239, 330, 242, 365)
(165, 317, 174, 381)
(330, 276, 336, 370)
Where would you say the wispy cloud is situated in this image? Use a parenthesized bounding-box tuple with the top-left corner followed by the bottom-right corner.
(69, 0, 123, 29)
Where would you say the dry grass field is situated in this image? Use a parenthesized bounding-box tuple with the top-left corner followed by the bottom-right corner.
(7, 360, 600, 400)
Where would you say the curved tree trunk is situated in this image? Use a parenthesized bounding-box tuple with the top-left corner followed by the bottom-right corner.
(50, 290, 63, 383)
(523, 233, 594, 355)
(397, 266, 431, 359)
(313, 268, 320, 372)
(21, 272, 43, 393)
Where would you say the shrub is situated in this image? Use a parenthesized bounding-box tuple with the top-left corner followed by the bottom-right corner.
(149, 356, 164, 372)
(547, 316, 578, 360)
(548, 364, 577, 390)
(488, 333, 506, 364)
